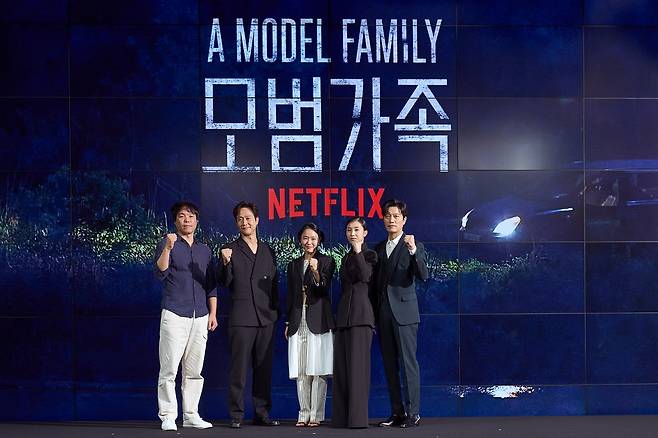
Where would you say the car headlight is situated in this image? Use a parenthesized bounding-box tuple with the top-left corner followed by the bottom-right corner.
(492, 216, 521, 237)
(461, 209, 474, 230)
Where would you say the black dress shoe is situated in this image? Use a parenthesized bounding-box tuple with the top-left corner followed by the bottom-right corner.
(253, 417, 280, 426)
(230, 420, 242, 429)
(378, 414, 407, 427)
(400, 414, 420, 428)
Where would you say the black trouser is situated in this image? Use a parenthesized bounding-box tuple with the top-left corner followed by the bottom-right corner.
(332, 326, 373, 428)
(378, 302, 420, 417)
(228, 324, 275, 421)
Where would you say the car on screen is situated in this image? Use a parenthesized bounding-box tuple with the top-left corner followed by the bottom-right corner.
(459, 160, 658, 241)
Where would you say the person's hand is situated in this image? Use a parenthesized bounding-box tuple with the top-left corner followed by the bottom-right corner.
(208, 314, 218, 331)
(308, 258, 318, 272)
(404, 234, 416, 253)
(221, 248, 233, 265)
(165, 233, 177, 250)
(351, 240, 363, 254)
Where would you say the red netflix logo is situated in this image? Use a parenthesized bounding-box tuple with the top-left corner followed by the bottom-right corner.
(268, 187, 385, 219)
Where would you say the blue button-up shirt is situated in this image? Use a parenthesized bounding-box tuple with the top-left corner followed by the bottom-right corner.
(154, 236, 217, 317)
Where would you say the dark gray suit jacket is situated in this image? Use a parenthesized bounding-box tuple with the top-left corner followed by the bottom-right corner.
(217, 238, 279, 327)
(373, 234, 429, 325)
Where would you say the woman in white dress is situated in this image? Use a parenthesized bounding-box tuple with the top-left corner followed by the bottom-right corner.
(285, 223, 336, 427)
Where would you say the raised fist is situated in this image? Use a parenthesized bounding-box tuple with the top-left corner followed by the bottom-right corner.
(308, 258, 319, 272)
(404, 234, 416, 251)
(165, 233, 177, 250)
(221, 248, 233, 265)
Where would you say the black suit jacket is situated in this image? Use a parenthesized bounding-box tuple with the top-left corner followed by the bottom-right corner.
(286, 252, 336, 336)
(336, 245, 378, 328)
(217, 238, 279, 327)
(373, 234, 429, 325)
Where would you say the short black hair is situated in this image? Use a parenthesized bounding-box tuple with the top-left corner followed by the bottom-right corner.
(171, 201, 199, 219)
(233, 201, 259, 220)
(297, 222, 325, 244)
(382, 199, 408, 218)
(345, 216, 368, 231)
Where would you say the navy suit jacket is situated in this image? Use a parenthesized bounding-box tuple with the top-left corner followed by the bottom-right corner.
(373, 234, 429, 325)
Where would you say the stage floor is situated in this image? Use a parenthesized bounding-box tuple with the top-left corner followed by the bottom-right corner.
(2, 416, 658, 438)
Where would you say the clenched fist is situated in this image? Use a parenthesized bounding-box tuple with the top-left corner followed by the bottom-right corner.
(403, 234, 416, 252)
(308, 258, 319, 272)
(165, 233, 177, 250)
(208, 314, 218, 331)
(221, 248, 233, 265)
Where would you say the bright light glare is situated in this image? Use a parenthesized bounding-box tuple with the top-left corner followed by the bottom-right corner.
(493, 216, 521, 237)
(461, 209, 474, 230)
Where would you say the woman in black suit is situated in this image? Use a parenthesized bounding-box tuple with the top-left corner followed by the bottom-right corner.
(332, 217, 378, 428)
(285, 223, 336, 427)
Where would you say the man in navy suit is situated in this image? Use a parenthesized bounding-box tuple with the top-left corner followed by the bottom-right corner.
(372, 199, 428, 428)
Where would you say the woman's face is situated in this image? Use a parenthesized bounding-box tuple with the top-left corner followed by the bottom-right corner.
(345, 220, 367, 245)
(300, 228, 319, 255)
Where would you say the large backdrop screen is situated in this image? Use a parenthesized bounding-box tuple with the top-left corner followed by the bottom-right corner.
(2, 0, 658, 421)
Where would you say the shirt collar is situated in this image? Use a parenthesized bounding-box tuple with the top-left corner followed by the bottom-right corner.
(176, 233, 198, 247)
(387, 233, 403, 247)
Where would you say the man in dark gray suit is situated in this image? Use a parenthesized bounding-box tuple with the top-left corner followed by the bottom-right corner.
(217, 201, 280, 428)
(372, 199, 428, 428)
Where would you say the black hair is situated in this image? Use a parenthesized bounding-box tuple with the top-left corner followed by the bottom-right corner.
(345, 216, 368, 231)
(382, 199, 408, 218)
(170, 201, 199, 219)
(297, 222, 325, 245)
(232, 201, 259, 220)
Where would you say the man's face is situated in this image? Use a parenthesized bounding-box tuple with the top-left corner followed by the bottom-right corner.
(236, 207, 259, 237)
(174, 208, 198, 236)
(383, 206, 407, 235)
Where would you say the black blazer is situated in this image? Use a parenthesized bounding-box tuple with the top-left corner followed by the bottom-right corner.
(217, 237, 279, 327)
(373, 234, 429, 325)
(286, 252, 336, 336)
(336, 244, 378, 329)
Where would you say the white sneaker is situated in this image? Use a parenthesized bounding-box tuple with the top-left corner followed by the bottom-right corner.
(161, 418, 177, 431)
(183, 416, 213, 429)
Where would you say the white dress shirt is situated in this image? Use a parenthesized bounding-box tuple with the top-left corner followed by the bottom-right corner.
(386, 233, 416, 258)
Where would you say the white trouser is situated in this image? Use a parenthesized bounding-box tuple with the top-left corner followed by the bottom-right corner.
(157, 309, 208, 421)
(296, 307, 328, 423)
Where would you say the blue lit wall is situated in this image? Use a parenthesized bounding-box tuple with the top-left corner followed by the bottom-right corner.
(2, 0, 658, 421)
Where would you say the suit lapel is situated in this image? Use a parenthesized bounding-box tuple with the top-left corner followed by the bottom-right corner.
(297, 256, 307, 283)
(252, 241, 261, 276)
(237, 238, 257, 276)
(303, 252, 323, 285)
(378, 242, 387, 261)
(377, 243, 388, 289)
(384, 233, 405, 286)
